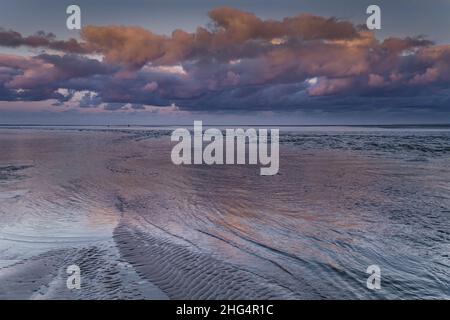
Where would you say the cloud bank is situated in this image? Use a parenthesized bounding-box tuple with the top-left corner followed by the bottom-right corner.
(1, 7, 450, 114)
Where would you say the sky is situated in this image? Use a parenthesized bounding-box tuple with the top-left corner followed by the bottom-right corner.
(1, 0, 450, 124)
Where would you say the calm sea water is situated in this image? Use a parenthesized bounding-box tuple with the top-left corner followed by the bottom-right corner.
(0, 126, 448, 299)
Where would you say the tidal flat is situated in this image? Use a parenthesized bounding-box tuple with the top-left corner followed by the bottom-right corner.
(0, 127, 448, 299)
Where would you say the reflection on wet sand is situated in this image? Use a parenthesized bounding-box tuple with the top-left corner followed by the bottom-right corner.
(0, 128, 449, 299)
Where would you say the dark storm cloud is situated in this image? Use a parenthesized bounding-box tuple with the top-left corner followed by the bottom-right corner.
(0, 7, 450, 114)
(0, 29, 88, 53)
(0, 53, 115, 103)
(36, 54, 114, 78)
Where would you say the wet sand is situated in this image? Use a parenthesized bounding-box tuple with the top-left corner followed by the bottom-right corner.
(0, 128, 449, 299)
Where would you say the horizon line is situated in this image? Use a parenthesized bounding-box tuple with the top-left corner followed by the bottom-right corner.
(1, 123, 450, 128)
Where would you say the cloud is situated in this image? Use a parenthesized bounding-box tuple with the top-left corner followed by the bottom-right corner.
(0, 29, 88, 53)
(78, 7, 361, 68)
(79, 91, 102, 108)
(0, 7, 449, 115)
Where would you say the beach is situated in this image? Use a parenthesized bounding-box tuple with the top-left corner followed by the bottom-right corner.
(0, 127, 449, 299)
